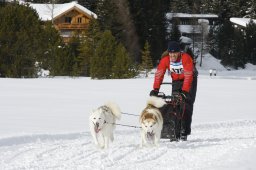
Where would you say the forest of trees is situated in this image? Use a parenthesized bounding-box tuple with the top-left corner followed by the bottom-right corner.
(0, 0, 256, 78)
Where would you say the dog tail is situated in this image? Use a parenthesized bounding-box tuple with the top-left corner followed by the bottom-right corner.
(147, 96, 166, 108)
(105, 102, 121, 120)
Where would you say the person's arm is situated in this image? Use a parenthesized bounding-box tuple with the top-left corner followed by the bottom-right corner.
(153, 56, 168, 90)
(182, 53, 194, 92)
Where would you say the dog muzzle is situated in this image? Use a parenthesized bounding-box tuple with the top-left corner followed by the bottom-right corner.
(147, 131, 154, 140)
(94, 122, 101, 133)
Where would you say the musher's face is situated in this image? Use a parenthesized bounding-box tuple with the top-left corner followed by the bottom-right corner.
(169, 52, 180, 62)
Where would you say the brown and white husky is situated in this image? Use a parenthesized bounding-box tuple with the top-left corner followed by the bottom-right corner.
(139, 96, 165, 147)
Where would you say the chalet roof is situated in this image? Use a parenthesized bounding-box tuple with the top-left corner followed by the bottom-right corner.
(180, 36, 193, 44)
(166, 13, 218, 20)
(230, 17, 256, 27)
(29, 1, 97, 21)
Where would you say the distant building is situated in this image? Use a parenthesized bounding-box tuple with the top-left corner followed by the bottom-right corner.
(29, 1, 97, 43)
(230, 17, 256, 28)
(166, 13, 218, 47)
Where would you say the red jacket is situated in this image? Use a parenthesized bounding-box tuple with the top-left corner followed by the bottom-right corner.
(153, 52, 194, 92)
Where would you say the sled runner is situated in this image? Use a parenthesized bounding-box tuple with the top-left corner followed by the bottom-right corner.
(157, 92, 186, 142)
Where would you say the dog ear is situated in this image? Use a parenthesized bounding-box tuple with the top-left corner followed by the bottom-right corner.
(139, 115, 144, 123)
(90, 109, 95, 115)
(153, 115, 158, 121)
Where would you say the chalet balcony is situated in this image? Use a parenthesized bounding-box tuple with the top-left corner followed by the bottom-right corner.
(178, 25, 202, 34)
(56, 23, 88, 30)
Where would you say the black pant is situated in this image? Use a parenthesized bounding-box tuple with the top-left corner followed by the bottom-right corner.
(172, 72, 197, 135)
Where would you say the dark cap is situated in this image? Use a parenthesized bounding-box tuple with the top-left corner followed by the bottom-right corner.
(168, 41, 180, 52)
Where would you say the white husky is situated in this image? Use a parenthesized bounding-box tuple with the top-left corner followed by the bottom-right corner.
(139, 96, 165, 147)
(89, 102, 121, 149)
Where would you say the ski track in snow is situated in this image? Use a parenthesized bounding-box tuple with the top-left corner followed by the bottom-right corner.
(1, 120, 256, 170)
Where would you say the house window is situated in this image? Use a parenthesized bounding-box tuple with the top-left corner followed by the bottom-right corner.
(77, 17, 82, 23)
(181, 19, 190, 25)
(65, 17, 72, 23)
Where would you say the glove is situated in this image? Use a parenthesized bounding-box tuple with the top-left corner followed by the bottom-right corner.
(180, 91, 189, 101)
(149, 89, 159, 96)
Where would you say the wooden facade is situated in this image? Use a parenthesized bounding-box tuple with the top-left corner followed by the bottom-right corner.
(30, 2, 97, 43)
(53, 7, 92, 42)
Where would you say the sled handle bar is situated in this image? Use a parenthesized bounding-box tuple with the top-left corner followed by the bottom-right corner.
(161, 82, 172, 85)
(157, 92, 180, 100)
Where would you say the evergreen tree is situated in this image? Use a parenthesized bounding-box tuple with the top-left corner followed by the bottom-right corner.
(39, 22, 67, 76)
(75, 18, 101, 76)
(90, 30, 116, 79)
(0, 4, 43, 77)
(112, 43, 134, 79)
(52, 34, 77, 76)
(95, 0, 139, 62)
(129, 0, 169, 65)
(245, 20, 256, 64)
(95, 0, 122, 38)
(217, 21, 234, 66)
(246, 0, 256, 18)
(208, 24, 219, 58)
(113, 0, 140, 62)
(140, 41, 153, 77)
(218, 21, 246, 69)
(170, 0, 190, 13)
(40, 21, 70, 76)
(77, 0, 96, 11)
(229, 29, 246, 69)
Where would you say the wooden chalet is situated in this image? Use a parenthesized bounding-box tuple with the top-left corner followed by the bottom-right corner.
(30, 1, 97, 42)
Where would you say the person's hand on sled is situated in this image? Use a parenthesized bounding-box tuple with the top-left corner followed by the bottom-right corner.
(149, 89, 159, 96)
(179, 91, 189, 102)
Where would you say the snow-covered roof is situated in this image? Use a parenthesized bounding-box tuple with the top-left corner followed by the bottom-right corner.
(230, 17, 256, 27)
(166, 13, 218, 20)
(180, 36, 193, 44)
(29, 1, 97, 21)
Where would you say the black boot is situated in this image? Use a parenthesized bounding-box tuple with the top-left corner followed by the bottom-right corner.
(161, 123, 171, 139)
(180, 120, 187, 141)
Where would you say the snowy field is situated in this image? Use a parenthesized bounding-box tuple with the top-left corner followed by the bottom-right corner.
(1, 57, 256, 170)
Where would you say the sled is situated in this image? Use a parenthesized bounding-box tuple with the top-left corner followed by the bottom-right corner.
(157, 92, 186, 142)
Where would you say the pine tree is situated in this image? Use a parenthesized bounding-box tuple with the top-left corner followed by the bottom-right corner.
(40, 21, 69, 76)
(140, 41, 153, 77)
(230, 29, 246, 69)
(245, 20, 256, 64)
(208, 24, 219, 58)
(129, 0, 169, 65)
(246, 0, 256, 18)
(95, 0, 122, 38)
(170, 0, 190, 13)
(218, 21, 234, 67)
(113, 0, 140, 62)
(39, 22, 68, 76)
(0, 4, 43, 77)
(90, 30, 116, 79)
(112, 43, 133, 79)
(76, 18, 101, 76)
(218, 21, 246, 69)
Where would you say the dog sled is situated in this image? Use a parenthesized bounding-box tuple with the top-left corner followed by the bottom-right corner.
(157, 91, 187, 142)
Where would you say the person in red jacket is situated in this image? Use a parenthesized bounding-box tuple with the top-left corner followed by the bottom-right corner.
(150, 41, 197, 141)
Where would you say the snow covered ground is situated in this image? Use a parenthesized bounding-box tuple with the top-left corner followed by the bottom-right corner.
(0, 55, 256, 170)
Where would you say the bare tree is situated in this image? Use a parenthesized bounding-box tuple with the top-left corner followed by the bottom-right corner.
(198, 19, 209, 67)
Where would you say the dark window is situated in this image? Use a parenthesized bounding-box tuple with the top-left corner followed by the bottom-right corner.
(65, 17, 72, 23)
(77, 17, 82, 23)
